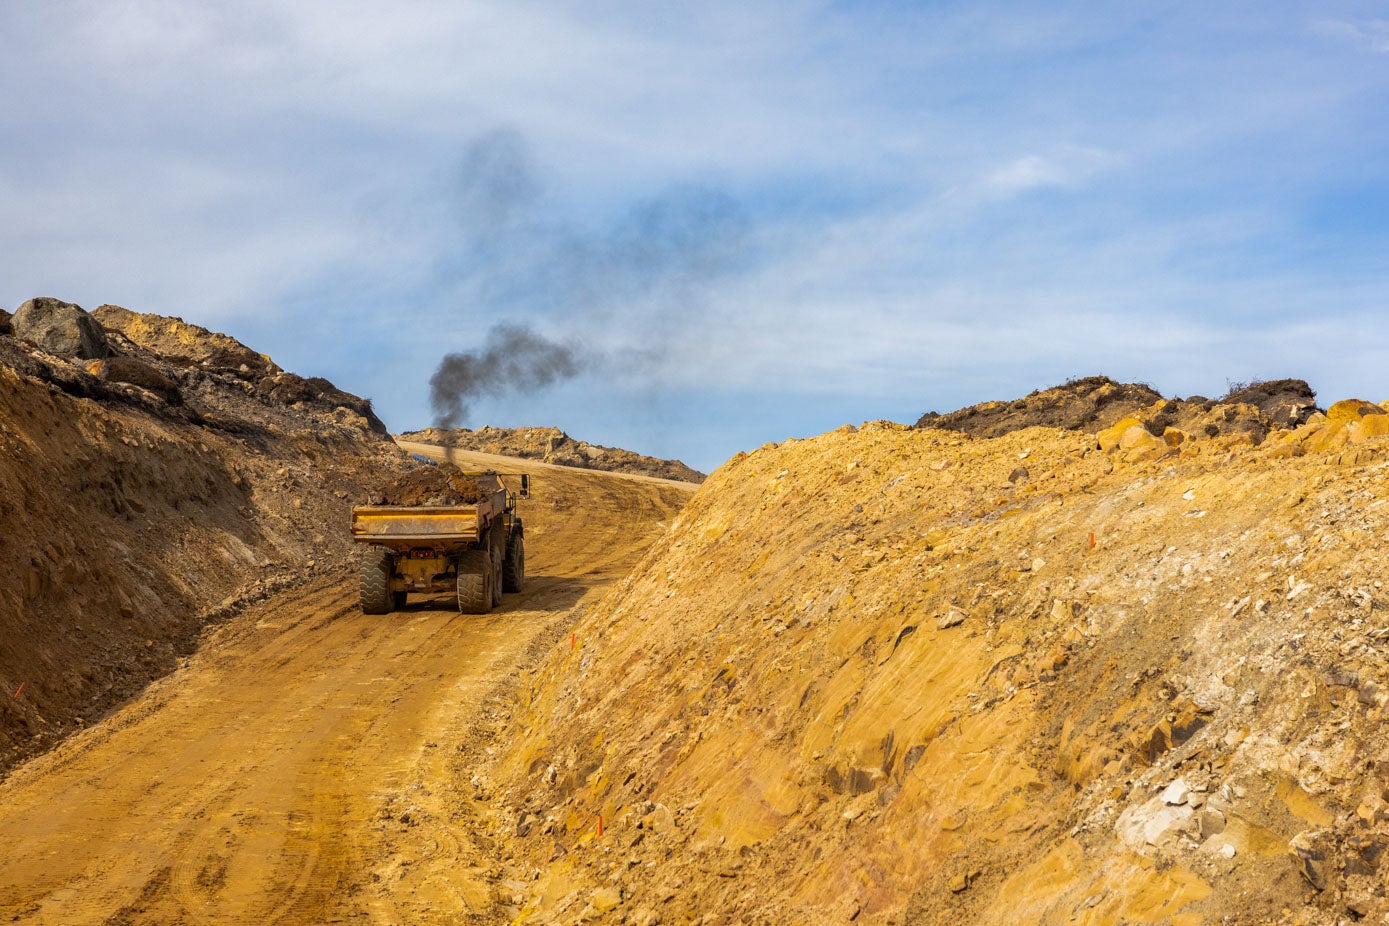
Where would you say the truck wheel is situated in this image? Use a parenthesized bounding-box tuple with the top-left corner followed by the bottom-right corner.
(491, 547, 504, 607)
(503, 535, 525, 592)
(359, 545, 394, 614)
(491, 524, 508, 610)
(393, 590, 408, 609)
(456, 548, 492, 614)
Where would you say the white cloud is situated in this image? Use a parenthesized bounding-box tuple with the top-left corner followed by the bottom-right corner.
(976, 146, 1121, 198)
(1314, 18, 1389, 53)
(2, 1, 1389, 469)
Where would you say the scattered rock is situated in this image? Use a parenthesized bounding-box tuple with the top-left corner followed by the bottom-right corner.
(937, 609, 967, 630)
(1161, 778, 1190, 805)
(366, 463, 489, 507)
(587, 886, 622, 914)
(1289, 831, 1327, 891)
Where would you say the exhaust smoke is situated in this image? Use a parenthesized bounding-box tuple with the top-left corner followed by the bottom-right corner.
(430, 323, 584, 429)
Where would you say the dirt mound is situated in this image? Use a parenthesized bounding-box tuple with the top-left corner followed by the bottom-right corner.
(398, 425, 705, 483)
(465, 398, 1389, 924)
(366, 462, 487, 506)
(0, 298, 413, 775)
(918, 375, 1320, 445)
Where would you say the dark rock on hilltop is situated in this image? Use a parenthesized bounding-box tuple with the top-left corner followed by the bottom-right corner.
(918, 375, 1322, 447)
(13, 297, 109, 359)
(916, 376, 1163, 438)
(1222, 378, 1318, 428)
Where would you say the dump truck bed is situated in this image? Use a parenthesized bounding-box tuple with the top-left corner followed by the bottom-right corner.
(350, 489, 506, 547)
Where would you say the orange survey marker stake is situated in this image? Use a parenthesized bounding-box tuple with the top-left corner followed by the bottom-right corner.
(596, 814, 604, 838)
(571, 632, 576, 651)
(1089, 532, 1096, 550)
(12, 683, 23, 699)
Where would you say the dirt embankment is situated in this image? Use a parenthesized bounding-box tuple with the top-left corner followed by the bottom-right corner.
(400, 425, 706, 484)
(471, 397, 1389, 925)
(0, 299, 412, 774)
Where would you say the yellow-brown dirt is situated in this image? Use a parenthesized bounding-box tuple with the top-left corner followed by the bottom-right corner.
(476, 412, 1389, 926)
(0, 447, 693, 923)
(10, 304, 1389, 926)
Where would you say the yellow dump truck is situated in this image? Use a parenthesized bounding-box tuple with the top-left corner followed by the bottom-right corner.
(350, 472, 528, 614)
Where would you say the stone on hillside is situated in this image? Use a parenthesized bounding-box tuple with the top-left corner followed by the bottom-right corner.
(1097, 416, 1144, 452)
(84, 357, 182, 405)
(1223, 379, 1318, 427)
(0, 308, 11, 336)
(13, 297, 109, 359)
(1326, 399, 1384, 423)
(1289, 831, 1327, 890)
(1349, 413, 1389, 443)
(587, 887, 623, 914)
(1162, 427, 1188, 447)
(1161, 778, 1190, 805)
(937, 609, 967, 630)
(1116, 795, 1195, 849)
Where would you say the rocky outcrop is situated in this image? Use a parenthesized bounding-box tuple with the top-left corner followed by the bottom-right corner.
(83, 357, 182, 405)
(916, 376, 1163, 437)
(921, 376, 1323, 454)
(0, 308, 12, 336)
(92, 304, 280, 380)
(12, 297, 109, 359)
(256, 373, 389, 437)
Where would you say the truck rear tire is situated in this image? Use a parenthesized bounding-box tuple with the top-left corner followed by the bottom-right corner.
(393, 590, 408, 609)
(359, 545, 394, 614)
(456, 548, 492, 614)
(503, 535, 525, 592)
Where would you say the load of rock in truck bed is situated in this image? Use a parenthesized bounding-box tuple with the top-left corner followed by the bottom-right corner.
(364, 462, 487, 507)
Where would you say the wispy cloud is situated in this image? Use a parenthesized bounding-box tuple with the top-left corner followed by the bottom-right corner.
(2, 2, 1389, 470)
(1314, 18, 1389, 53)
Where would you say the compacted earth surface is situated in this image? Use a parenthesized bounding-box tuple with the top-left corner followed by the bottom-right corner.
(6, 299, 1389, 925)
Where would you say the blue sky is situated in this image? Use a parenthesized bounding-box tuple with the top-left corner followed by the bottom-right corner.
(3, 2, 1388, 473)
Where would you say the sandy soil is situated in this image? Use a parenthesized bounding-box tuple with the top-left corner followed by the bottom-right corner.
(0, 449, 693, 924)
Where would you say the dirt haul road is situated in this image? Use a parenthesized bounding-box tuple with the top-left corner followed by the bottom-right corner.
(0, 445, 693, 925)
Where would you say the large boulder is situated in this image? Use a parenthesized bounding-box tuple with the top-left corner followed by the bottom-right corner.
(13, 298, 109, 359)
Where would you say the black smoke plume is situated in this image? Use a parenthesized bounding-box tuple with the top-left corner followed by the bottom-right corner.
(427, 128, 752, 430)
(430, 323, 584, 429)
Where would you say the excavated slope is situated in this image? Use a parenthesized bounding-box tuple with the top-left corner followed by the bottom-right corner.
(476, 405, 1389, 925)
(0, 310, 410, 774)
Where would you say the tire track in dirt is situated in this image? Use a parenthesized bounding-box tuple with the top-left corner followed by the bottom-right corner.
(0, 447, 693, 924)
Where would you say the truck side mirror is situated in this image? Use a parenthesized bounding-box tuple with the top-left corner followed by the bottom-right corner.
(520, 474, 531, 499)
